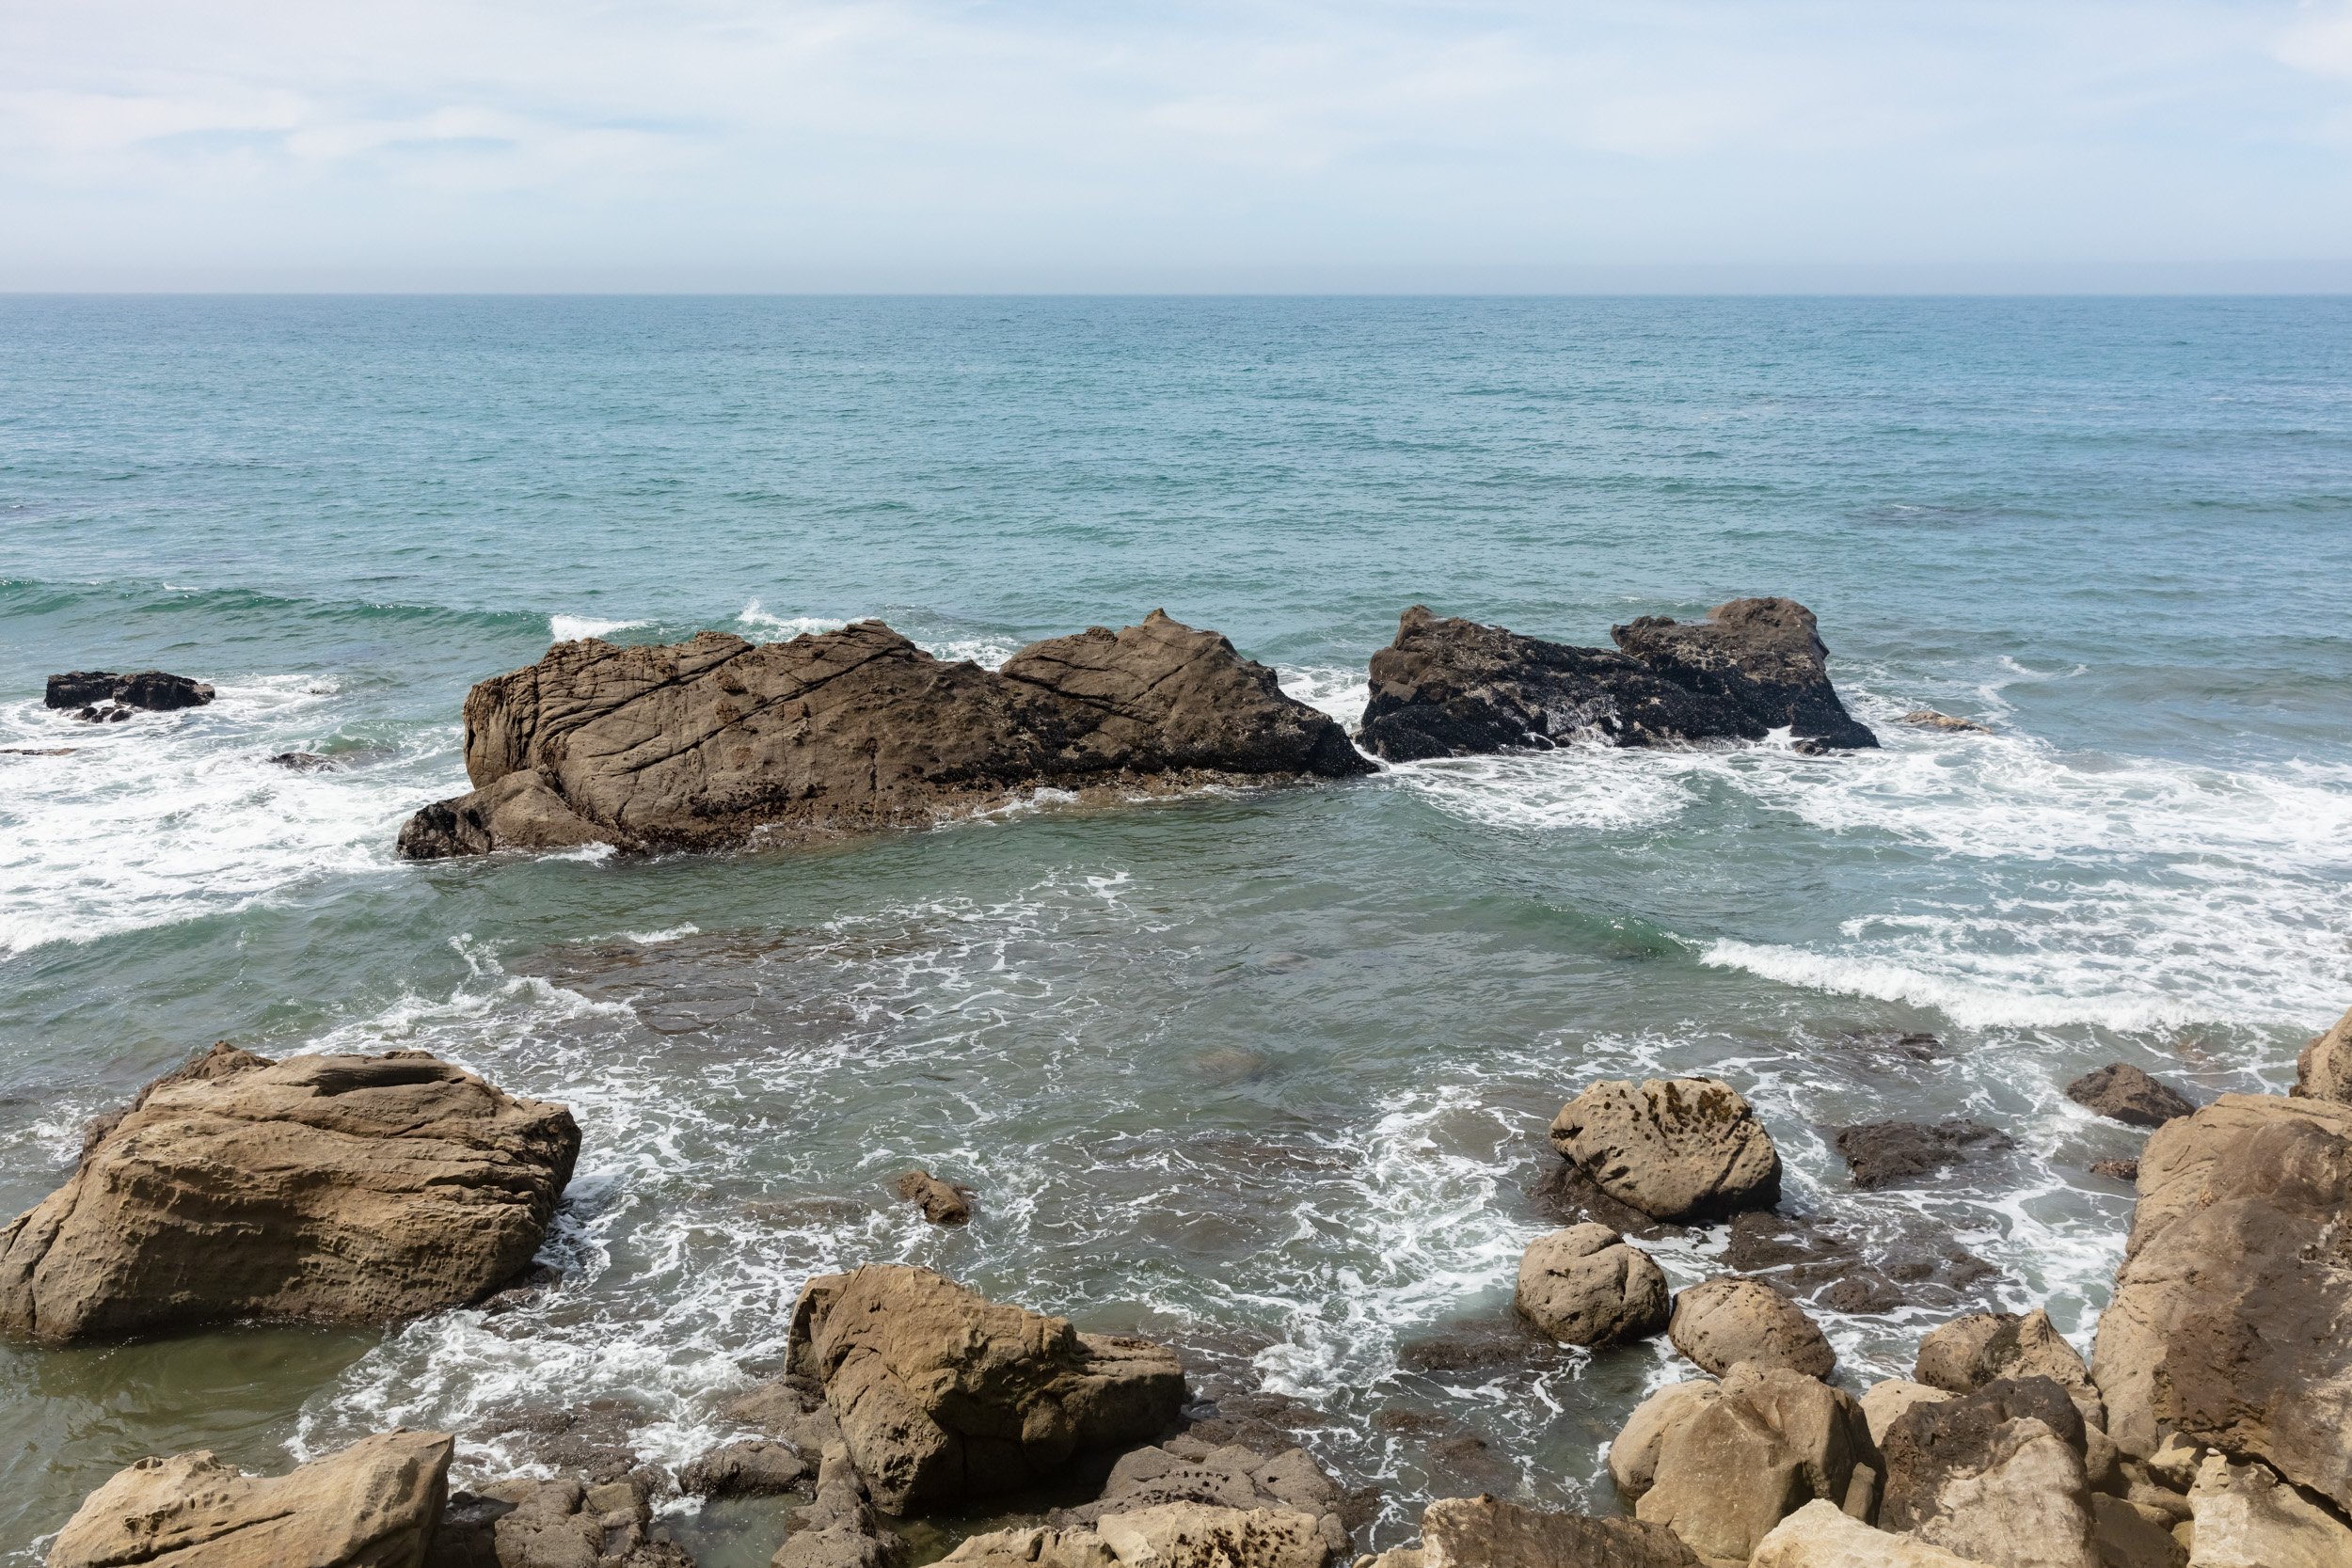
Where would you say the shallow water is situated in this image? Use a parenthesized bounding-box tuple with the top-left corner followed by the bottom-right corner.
(2, 295, 2349, 1559)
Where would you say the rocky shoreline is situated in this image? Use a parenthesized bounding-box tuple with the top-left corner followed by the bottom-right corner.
(12, 998, 2351, 1568)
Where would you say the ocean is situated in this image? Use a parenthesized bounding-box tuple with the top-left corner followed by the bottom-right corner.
(2, 294, 2348, 1562)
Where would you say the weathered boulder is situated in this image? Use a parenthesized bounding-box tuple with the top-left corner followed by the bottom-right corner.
(773, 1442, 904, 1568)
(1879, 1379, 2097, 1568)
(1861, 1381, 1954, 1450)
(1356, 598, 1878, 761)
(2090, 1158, 2140, 1182)
(45, 669, 215, 712)
(433, 1473, 690, 1568)
(2088, 1094, 2352, 1510)
(1835, 1120, 2013, 1190)
(1917, 1309, 2103, 1429)
(2066, 1066, 2196, 1129)
(1053, 1435, 1347, 1558)
(1512, 1224, 1669, 1347)
(893, 1170, 972, 1226)
(2296, 1003, 2352, 1104)
(1752, 1500, 1994, 1566)
(1634, 1362, 1876, 1560)
(0, 1046, 579, 1343)
(678, 1437, 809, 1497)
(1667, 1277, 1836, 1378)
(50, 1430, 451, 1568)
(1547, 1078, 1781, 1222)
(2183, 1450, 2352, 1567)
(785, 1263, 1186, 1513)
(943, 1504, 1332, 1568)
(398, 612, 1370, 859)
(1363, 1494, 1702, 1568)
(1607, 1380, 1721, 1502)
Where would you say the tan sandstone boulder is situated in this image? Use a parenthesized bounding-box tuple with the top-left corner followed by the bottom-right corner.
(0, 1047, 579, 1344)
(1751, 1500, 1994, 1567)
(772, 1441, 904, 1568)
(398, 612, 1370, 858)
(1607, 1381, 1722, 1501)
(1861, 1381, 1954, 1450)
(1547, 1079, 1781, 1222)
(2088, 1093, 2352, 1511)
(945, 1504, 1330, 1568)
(786, 1264, 1186, 1514)
(1634, 1362, 1876, 1560)
(1879, 1379, 2098, 1568)
(1357, 1495, 1702, 1568)
(49, 1430, 452, 1568)
(1916, 1308, 2105, 1432)
(1513, 1224, 1669, 1347)
(2183, 1450, 2352, 1567)
(1054, 1436, 1348, 1559)
(2296, 1002, 2352, 1104)
(1666, 1277, 1836, 1378)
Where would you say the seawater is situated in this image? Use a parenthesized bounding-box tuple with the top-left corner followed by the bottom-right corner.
(2, 295, 2348, 1562)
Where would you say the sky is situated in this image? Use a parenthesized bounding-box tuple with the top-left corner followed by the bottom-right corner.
(4, 0, 2352, 292)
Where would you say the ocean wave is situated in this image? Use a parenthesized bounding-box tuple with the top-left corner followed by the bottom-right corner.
(549, 614, 647, 642)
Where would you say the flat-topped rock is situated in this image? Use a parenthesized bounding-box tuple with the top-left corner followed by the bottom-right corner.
(2064, 1064, 2195, 1128)
(1548, 1077, 1782, 1222)
(399, 611, 1370, 858)
(1356, 598, 1877, 762)
(0, 1045, 579, 1343)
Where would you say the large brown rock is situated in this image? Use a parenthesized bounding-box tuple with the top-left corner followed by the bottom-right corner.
(1916, 1308, 2104, 1430)
(2066, 1066, 2196, 1129)
(1367, 1495, 1703, 1568)
(943, 1504, 1332, 1568)
(2088, 1094, 2352, 1510)
(2183, 1450, 2352, 1567)
(1667, 1277, 1836, 1378)
(50, 1430, 452, 1568)
(0, 1047, 579, 1344)
(1751, 1500, 1994, 1567)
(1051, 1435, 1348, 1558)
(1512, 1224, 1669, 1347)
(2296, 1002, 2352, 1104)
(786, 1264, 1187, 1514)
(398, 612, 1369, 858)
(1355, 598, 1878, 762)
(1879, 1379, 2097, 1568)
(1547, 1078, 1782, 1222)
(1634, 1362, 1877, 1560)
(1607, 1381, 1721, 1502)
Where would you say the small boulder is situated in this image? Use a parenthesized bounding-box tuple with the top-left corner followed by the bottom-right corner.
(1607, 1380, 1721, 1502)
(1900, 710, 1996, 736)
(46, 669, 215, 711)
(2089, 1158, 2139, 1181)
(893, 1170, 973, 1225)
(2295, 1002, 2352, 1104)
(2184, 1450, 2352, 1567)
(2065, 1065, 2195, 1128)
(1513, 1224, 1670, 1347)
(943, 1505, 1332, 1568)
(1752, 1499, 1995, 1566)
(49, 1430, 451, 1568)
(1915, 1308, 2101, 1428)
(1548, 1078, 1782, 1222)
(774, 1442, 905, 1568)
(786, 1263, 1186, 1513)
(1667, 1277, 1836, 1378)
(1635, 1362, 1876, 1561)
(1879, 1379, 2097, 1568)
(679, 1437, 808, 1497)
(1835, 1119, 2013, 1189)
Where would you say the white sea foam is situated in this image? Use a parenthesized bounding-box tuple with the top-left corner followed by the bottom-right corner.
(620, 924, 700, 944)
(548, 614, 645, 642)
(734, 600, 845, 640)
(1277, 665, 1372, 729)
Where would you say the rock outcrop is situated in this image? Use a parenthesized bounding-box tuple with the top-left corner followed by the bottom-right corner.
(773, 1442, 904, 1568)
(2065, 1066, 2196, 1129)
(943, 1505, 1332, 1568)
(1835, 1120, 2013, 1190)
(2184, 1450, 2352, 1567)
(2089, 1094, 2352, 1510)
(1512, 1224, 1669, 1347)
(0, 1046, 579, 1343)
(1667, 1277, 1836, 1378)
(1633, 1362, 1877, 1560)
(1355, 599, 1877, 762)
(49, 1430, 451, 1568)
(398, 612, 1370, 859)
(1878, 1379, 2098, 1568)
(1052, 1435, 1348, 1557)
(2296, 1002, 2352, 1104)
(1547, 1078, 1782, 1223)
(1751, 1500, 1994, 1567)
(678, 1437, 809, 1497)
(786, 1263, 1187, 1513)
(1361, 1495, 1702, 1568)
(45, 670, 215, 712)
(1607, 1381, 1721, 1502)
(1916, 1309, 2103, 1430)
(433, 1472, 691, 1568)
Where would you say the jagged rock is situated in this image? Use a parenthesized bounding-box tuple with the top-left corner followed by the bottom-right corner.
(785, 1263, 1186, 1513)
(2183, 1450, 2352, 1567)
(1916, 1309, 2103, 1429)
(398, 612, 1370, 859)
(441, 1473, 687, 1568)
(2295, 1002, 2352, 1104)
(1512, 1224, 1669, 1347)
(1900, 710, 1996, 736)
(1527, 1160, 1686, 1242)
(774, 1442, 905, 1568)
(45, 669, 215, 711)
(680, 1438, 809, 1497)
(1607, 1381, 1721, 1502)
(1355, 598, 1878, 761)
(1368, 1494, 1702, 1568)
(945, 1504, 1332, 1568)
(1835, 1119, 2013, 1189)
(1547, 1078, 1781, 1222)
(1634, 1362, 1875, 1560)
(1667, 1277, 1836, 1378)
(2089, 1093, 2352, 1510)
(1752, 1500, 1994, 1566)
(270, 751, 339, 771)
(1054, 1435, 1347, 1558)
(2090, 1159, 2139, 1181)
(0, 1046, 579, 1343)
(893, 1170, 973, 1226)
(721, 1376, 845, 1453)
(50, 1430, 451, 1568)
(466, 1400, 663, 1492)
(1721, 1210, 2000, 1319)
(1861, 1381, 1954, 1449)
(2066, 1066, 2196, 1129)
(2089, 1493, 2186, 1568)
(1880, 1379, 2097, 1568)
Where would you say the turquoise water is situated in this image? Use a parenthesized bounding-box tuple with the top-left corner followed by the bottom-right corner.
(3, 295, 2349, 1560)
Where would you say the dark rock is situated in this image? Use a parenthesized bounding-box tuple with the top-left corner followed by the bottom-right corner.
(269, 751, 338, 771)
(679, 1437, 808, 1497)
(1833, 1118, 2013, 1189)
(1720, 1210, 1999, 1319)
(893, 1170, 973, 1226)
(1356, 598, 1876, 762)
(399, 611, 1371, 859)
(469, 1400, 665, 1490)
(46, 670, 215, 711)
(776, 1443, 905, 1568)
(2090, 1158, 2139, 1181)
(2065, 1064, 2196, 1128)
(1528, 1160, 1685, 1241)
(1394, 1315, 1562, 1374)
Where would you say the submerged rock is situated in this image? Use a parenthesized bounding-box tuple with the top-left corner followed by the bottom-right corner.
(786, 1263, 1186, 1514)
(1355, 598, 1877, 762)
(1722, 1209, 2001, 1319)
(2295, 1001, 2352, 1104)
(1512, 1224, 1669, 1347)
(398, 611, 1370, 859)
(0, 1045, 579, 1343)
(50, 1430, 451, 1568)
(45, 669, 215, 711)
(1548, 1077, 1782, 1222)
(1835, 1119, 2013, 1190)
(1900, 710, 1996, 735)
(893, 1169, 973, 1226)
(2064, 1064, 2196, 1128)
(1667, 1276, 1836, 1378)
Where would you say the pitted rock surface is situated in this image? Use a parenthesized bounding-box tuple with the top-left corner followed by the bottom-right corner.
(1548, 1077, 1781, 1222)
